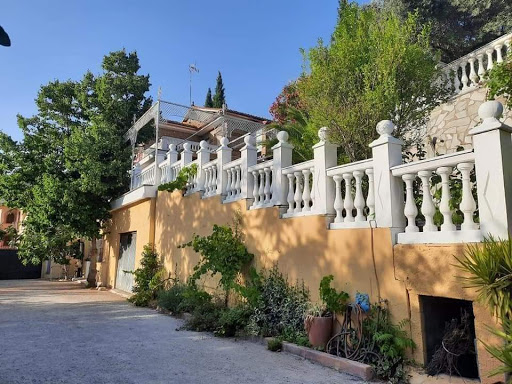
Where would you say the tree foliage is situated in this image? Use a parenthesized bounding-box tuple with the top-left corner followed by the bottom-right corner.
(204, 87, 213, 108)
(486, 58, 512, 108)
(299, 3, 449, 162)
(379, 0, 512, 62)
(0, 50, 151, 266)
(212, 71, 226, 108)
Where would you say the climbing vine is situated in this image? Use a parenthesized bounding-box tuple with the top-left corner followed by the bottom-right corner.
(158, 164, 198, 193)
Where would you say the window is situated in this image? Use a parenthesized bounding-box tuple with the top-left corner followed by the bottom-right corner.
(5, 212, 15, 224)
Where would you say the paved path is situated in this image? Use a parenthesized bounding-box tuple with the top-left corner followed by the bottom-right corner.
(0, 280, 362, 384)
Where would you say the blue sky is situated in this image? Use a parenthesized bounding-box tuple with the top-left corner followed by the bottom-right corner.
(0, 1, 347, 141)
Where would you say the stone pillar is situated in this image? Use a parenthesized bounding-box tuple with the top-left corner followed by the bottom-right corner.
(312, 127, 338, 215)
(167, 144, 178, 164)
(216, 137, 232, 196)
(369, 120, 406, 240)
(196, 141, 211, 191)
(154, 151, 166, 187)
(271, 131, 293, 206)
(239, 135, 257, 199)
(180, 142, 193, 168)
(469, 100, 512, 239)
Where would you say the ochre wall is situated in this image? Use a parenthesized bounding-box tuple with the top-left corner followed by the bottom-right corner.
(153, 190, 409, 319)
(394, 244, 502, 382)
(102, 198, 156, 289)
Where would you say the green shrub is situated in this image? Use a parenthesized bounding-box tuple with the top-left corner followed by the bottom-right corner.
(319, 275, 349, 315)
(363, 305, 415, 384)
(184, 298, 224, 332)
(216, 306, 252, 337)
(179, 213, 254, 304)
(245, 265, 310, 338)
(157, 283, 186, 313)
(158, 164, 198, 193)
(128, 245, 165, 307)
(267, 338, 282, 352)
(178, 283, 213, 313)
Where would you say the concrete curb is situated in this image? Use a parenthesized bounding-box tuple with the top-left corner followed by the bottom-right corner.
(260, 338, 374, 381)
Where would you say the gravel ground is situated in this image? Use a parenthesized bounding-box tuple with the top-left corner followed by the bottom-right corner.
(0, 279, 363, 384)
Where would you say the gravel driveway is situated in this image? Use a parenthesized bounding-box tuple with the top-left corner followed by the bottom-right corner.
(0, 279, 362, 384)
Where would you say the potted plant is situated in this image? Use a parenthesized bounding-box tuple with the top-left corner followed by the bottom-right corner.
(304, 275, 349, 348)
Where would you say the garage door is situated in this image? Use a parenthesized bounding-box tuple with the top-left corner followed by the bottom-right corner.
(0, 249, 41, 280)
(115, 232, 137, 293)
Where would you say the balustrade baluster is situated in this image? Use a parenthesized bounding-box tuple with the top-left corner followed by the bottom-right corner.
(418, 170, 436, 232)
(226, 169, 232, 199)
(496, 44, 504, 63)
(343, 173, 354, 222)
(211, 166, 217, 196)
(453, 66, 461, 92)
(477, 54, 485, 80)
(458, 163, 478, 230)
(235, 166, 241, 197)
(402, 174, 419, 233)
(258, 170, 265, 204)
(437, 167, 456, 232)
(269, 167, 274, 205)
(264, 168, 271, 204)
(252, 171, 259, 206)
(287, 174, 295, 214)
(365, 169, 375, 221)
(302, 169, 311, 212)
(486, 49, 494, 70)
(353, 171, 365, 221)
(294, 172, 302, 213)
(460, 63, 469, 90)
(468, 57, 479, 85)
(309, 167, 315, 211)
(204, 168, 210, 195)
(333, 175, 344, 223)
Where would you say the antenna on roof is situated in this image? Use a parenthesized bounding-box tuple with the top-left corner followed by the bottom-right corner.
(189, 63, 199, 106)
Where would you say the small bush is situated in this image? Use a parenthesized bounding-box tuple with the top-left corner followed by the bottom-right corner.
(267, 338, 282, 352)
(216, 306, 252, 337)
(245, 265, 310, 338)
(178, 283, 213, 313)
(184, 298, 224, 332)
(157, 283, 186, 313)
(319, 275, 349, 314)
(128, 245, 165, 307)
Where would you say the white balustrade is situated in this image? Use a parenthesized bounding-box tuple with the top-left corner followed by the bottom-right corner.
(223, 159, 243, 202)
(248, 160, 275, 209)
(282, 161, 315, 218)
(184, 160, 200, 195)
(140, 165, 156, 186)
(391, 150, 481, 243)
(445, 32, 512, 94)
(326, 159, 374, 229)
(202, 160, 219, 198)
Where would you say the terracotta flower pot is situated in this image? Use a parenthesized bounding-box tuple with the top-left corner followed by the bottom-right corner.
(306, 316, 333, 348)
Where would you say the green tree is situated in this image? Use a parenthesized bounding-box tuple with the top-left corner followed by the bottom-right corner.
(486, 58, 512, 108)
(0, 49, 151, 286)
(204, 87, 213, 107)
(299, 3, 449, 162)
(380, 0, 512, 62)
(212, 71, 226, 108)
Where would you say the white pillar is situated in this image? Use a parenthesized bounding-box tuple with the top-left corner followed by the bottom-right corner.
(216, 137, 232, 196)
(239, 135, 257, 199)
(196, 140, 211, 192)
(168, 144, 179, 164)
(369, 120, 406, 241)
(312, 127, 338, 215)
(154, 151, 166, 187)
(271, 131, 293, 206)
(180, 142, 193, 168)
(469, 100, 512, 239)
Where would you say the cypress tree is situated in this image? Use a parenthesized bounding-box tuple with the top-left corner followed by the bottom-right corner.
(212, 71, 226, 108)
(204, 88, 213, 107)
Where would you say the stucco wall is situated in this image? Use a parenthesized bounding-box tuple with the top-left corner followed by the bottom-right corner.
(394, 244, 502, 382)
(425, 87, 512, 157)
(153, 190, 409, 321)
(102, 198, 156, 289)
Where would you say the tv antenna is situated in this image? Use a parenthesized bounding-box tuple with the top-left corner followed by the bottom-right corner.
(189, 63, 199, 105)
